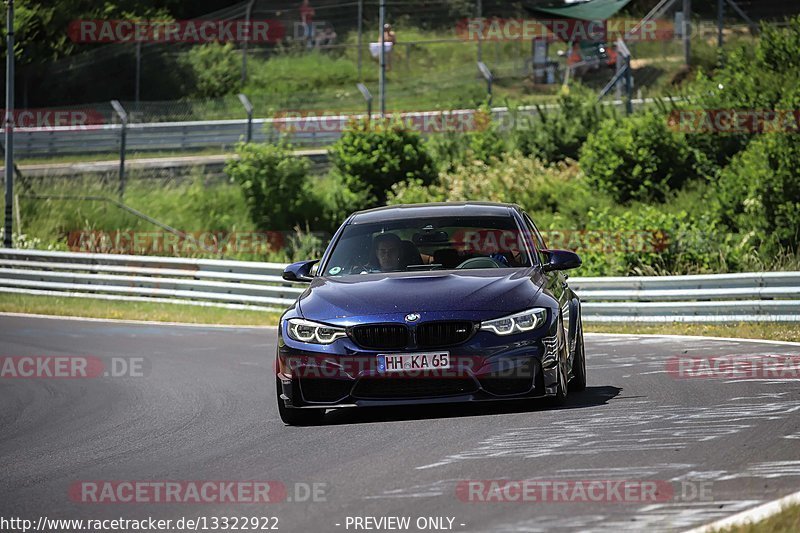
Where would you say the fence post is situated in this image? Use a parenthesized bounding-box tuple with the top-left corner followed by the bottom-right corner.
(378, 0, 386, 116)
(3, 0, 15, 248)
(110, 100, 128, 198)
(683, 0, 692, 67)
(357, 0, 364, 79)
(478, 61, 493, 106)
(242, 0, 255, 84)
(238, 93, 254, 143)
(357, 83, 372, 122)
(135, 41, 141, 111)
(625, 55, 633, 115)
(476, 0, 483, 63)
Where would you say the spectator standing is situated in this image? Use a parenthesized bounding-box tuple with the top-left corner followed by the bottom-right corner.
(299, 0, 315, 48)
(383, 23, 397, 71)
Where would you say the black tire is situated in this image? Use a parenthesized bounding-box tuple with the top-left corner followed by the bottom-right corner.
(546, 316, 569, 407)
(546, 357, 568, 407)
(276, 378, 325, 426)
(569, 317, 587, 392)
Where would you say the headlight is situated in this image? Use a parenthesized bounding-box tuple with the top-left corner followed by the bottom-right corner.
(286, 318, 347, 344)
(480, 308, 547, 335)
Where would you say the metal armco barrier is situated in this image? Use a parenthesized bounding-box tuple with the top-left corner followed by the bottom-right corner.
(0, 98, 674, 160)
(0, 249, 301, 312)
(574, 272, 800, 322)
(1, 249, 799, 322)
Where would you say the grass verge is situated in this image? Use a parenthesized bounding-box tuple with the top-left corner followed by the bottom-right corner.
(713, 503, 800, 533)
(3, 293, 800, 341)
(585, 322, 800, 343)
(0, 293, 281, 326)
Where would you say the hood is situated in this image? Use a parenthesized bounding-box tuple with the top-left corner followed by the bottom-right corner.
(297, 269, 544, 323)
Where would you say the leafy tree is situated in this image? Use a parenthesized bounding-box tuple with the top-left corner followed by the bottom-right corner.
(512, 84, 615, 163)
(225, 142, 314, 231)
(329, 118, 437, 208)
(716, 132, 800, 253)
(579, 112, 696, 203)
(179, 42, 240, 99)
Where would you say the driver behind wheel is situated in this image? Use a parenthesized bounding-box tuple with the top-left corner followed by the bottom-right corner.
(373, 233, 403, 271)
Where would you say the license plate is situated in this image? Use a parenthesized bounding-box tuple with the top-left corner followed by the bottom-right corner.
(378, 352, 450, 373)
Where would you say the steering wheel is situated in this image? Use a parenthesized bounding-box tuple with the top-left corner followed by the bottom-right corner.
(455, 257, 504, 269)
(348, 263, 372, 274)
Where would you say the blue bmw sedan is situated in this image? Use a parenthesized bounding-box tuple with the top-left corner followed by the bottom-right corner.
(276, 202, 585, 425)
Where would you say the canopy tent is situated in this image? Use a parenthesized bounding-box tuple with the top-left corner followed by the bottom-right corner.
(525, 0, 633, 21)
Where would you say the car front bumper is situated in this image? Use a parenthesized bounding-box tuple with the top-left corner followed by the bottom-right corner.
(276, 322, 562, 410)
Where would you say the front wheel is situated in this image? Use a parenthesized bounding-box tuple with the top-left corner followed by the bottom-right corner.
(569, 317, 587, 392)
(276, 378, 325, 426)
(545, 316, 569, 407)
(546, 357, 568, 407)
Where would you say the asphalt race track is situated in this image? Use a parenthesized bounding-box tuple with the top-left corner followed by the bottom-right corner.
(1, 314, 799, 532)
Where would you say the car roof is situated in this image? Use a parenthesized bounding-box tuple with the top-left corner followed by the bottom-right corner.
(350, 202, 521, 224)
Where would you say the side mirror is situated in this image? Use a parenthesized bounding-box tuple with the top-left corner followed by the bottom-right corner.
(542, 249, 581, 272)
(282, 260, 319, 283)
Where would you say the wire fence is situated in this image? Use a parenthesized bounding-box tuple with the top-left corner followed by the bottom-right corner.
(11, 1, 800, 128)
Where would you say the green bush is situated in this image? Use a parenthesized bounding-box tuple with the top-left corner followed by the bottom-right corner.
(426, 131, 471, 173)
(179, 42, 240, 99)
(682, 16, 800, 175)
(716, 133, 800, 253)
(579, 112, 697, 203)
(388, 153, 599, 223)
(580, 206, 729, 276)
(423, 108, 507, 171)
(512, 85, 614, 163)
(308, 172, 374, 233)
(283, 225, 328, 262)
(225, 142, 314, 231)
(465, 107, 507, 164)
(329, 118, 437, 208)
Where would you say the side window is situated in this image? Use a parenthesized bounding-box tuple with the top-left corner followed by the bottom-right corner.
(523, 214, 546, 249)
(523, 213, 549, 265)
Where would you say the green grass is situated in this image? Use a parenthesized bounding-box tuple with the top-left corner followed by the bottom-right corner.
(0, 293, 281, 326)
(585, 322, 800, 343)
(16, 147, 232, 166)
(180, 27, 740, 120)
(713, 503, 800, 533)
(9, 170, 332, 263)
(2, 293, 799, 340)
(14, 172, 263, 258)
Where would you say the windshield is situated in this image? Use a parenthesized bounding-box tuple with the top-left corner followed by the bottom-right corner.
(321, 215, 533, 277)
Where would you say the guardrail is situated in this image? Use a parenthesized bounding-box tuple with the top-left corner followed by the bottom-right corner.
(1, 249, 798, 322)
(573, 272, 800, 322)
(0, 98, 670, 160)
(11, 150, 331, 180)
(0, 249, 301, 312)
